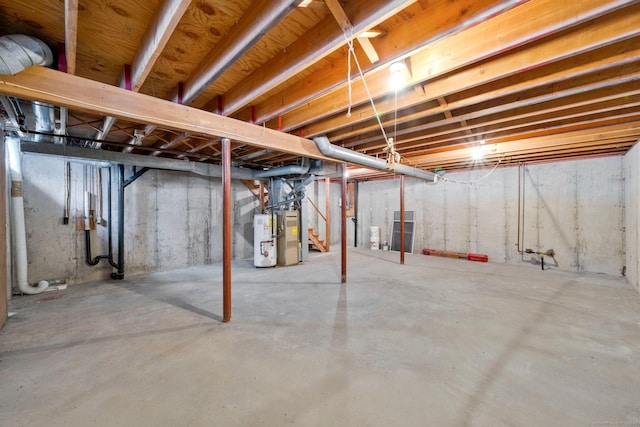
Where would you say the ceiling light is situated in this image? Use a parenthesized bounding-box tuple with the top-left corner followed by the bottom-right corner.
(471, 146, 483, 161)
(299, 0, 314, 7)
(389, 61, 408, 91)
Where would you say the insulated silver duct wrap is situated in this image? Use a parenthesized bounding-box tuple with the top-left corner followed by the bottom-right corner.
(0, 34, 54, 75)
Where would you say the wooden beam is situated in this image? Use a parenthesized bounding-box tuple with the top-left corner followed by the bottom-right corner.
(0, 67, 331, 161)
(131, 0, 191, 92)
(395, 106, 640, 158)
(179, 0, 300, 105)
(406, 123, 640, 164)
(324, 0, 380, 63)
(96, 0, 190, 143)
(251, 0, 518, 124)
(282, 0, 640, 135)
(342, 69, 640, 153)
(64, 0, 78, 75)
(219, 0, 415, 115)
(329, 38, 640, 143)
(250, 0, 514, 124)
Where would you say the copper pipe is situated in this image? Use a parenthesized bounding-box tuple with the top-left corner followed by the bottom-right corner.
(400, 174, 405, 265)
(341, 164, 347, 283)
(222, 138, 232, 323)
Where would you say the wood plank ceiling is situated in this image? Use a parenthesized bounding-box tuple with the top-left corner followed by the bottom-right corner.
(0, 0, 638, 178)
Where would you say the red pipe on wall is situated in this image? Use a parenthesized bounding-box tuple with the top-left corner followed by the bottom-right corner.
(222, 137, 232, 322)
(400, 174, 405, 265)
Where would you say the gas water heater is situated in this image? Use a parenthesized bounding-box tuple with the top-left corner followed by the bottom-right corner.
(254, 214, 277, 267)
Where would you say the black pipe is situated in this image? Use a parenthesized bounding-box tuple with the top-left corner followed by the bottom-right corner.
(353, 180, 358, 247)
(111, 164, 125, 280)
(85, 230, 108, 265)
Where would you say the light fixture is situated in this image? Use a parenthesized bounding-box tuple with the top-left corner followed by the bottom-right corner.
(471, 145, 484, 161)
(389, 61, 408, 91)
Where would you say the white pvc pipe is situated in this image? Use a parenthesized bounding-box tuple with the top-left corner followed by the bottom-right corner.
(7, 137, 48, 294)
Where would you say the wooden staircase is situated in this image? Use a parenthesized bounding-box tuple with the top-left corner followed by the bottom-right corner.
(242, 180, 268, 206)
(308, 228, 328, 252)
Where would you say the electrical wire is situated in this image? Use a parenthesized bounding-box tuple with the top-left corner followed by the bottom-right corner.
(340, 29, 504, 186)
(437, 155, 505, 185)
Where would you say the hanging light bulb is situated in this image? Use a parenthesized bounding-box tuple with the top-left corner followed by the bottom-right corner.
(471, 145, 484, 161)
(389, 61, 408, 90)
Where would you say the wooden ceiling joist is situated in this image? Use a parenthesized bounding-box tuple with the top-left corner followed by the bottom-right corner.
(282, 0, 640, 136)
(217, 0, 415, 116)
(131, 0, 192, 92)
(64, 0, 78, 75)
(176, 0, 300, 105)
(328, 37, 640, 143)
(324, 0, 380, 64)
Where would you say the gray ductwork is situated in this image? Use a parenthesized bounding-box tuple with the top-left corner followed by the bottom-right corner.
(313, 136, 437, 182)
(32, 101, 55, 142)
(0, 34, 53, 75)
(253, 162, 310, 179)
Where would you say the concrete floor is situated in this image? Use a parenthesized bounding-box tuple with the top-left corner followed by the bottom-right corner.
(1, 249, 640, 426)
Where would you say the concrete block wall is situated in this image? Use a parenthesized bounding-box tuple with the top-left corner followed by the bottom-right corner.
(20, 154, 258, 286)
(624, 144, 639, 292)
(355, 156, 625, 276)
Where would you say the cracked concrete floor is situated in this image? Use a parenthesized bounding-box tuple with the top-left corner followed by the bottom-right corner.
(1, 248, 640, 426)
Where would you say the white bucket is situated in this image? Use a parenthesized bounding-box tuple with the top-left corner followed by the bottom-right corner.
(370, 226, 380, 250)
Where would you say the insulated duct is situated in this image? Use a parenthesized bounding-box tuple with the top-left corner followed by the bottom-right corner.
(0, 34, 53, 75)
(7, 137, 48, 294)
(253, 162, 309, 179)
(32, 101, 54, 142)
(313, 136, 437, 182)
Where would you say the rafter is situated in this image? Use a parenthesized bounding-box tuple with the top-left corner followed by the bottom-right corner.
(0, 67, 331, 161)
(279, 0, 639, 135)
(214, 0, 416, 116)
(175, 0, 302, 105)
(246, 0, 521, 124)
(64, 0, 78, 75)
(324, 0, 380, 63)
(97, 0, 191, 144)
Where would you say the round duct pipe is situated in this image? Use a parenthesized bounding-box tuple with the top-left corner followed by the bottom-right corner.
(0, 34, 53, 75)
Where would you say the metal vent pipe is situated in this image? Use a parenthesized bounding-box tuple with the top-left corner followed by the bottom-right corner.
(0, 34, 53, 75)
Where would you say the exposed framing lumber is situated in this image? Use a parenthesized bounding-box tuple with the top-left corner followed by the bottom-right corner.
(216, 0, 415, 116)
(324, 0, 380, 63)
(177, 0, 301, 105)
(97, 0, 190, 144)
(281, 0, 639, 135)
(343, 67, 640, 153)
(328, 38, 640, 144)
(360, 80, 640, 155)
(405, 123, 640, 164)
(0, 67, 331, 161)
(131, 0, 192, 92)
(64, 0, 79, 75)
(248, 0, 524, 124)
